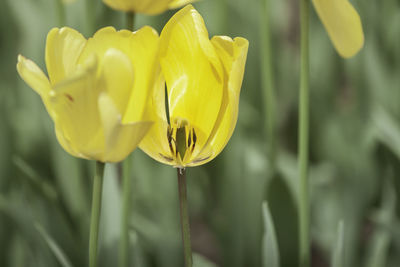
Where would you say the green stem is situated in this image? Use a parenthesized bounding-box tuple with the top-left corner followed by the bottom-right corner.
(89, 161, 105, 267)
(260, 0, 277, 175)
(119, 156, 133, 267)
(85, 0, 95, 35)
(298, 0, 310, 266)
(118, 13, 135, 267)
(177, 168, 193, 267)
(56, 0, 66, 26)
(126, 12, 136, 31)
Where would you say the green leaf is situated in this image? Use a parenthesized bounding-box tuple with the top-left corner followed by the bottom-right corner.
(35, 223, 74, 267)
(193, 253, 218, 267)
(365, 177, 396, 267)
(331, 220, 345, 267)
(13, 156, 58, 202)
(372, 106, 400, 160)
(262, 201, 280, 267)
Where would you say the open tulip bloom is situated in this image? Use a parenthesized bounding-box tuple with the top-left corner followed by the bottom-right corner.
(17, 25, 162, 267)
(139, 5, 249, 168)
(312, 0, 364, 58)
(103, 0, 196, 15)
(17, 26, 160, 163)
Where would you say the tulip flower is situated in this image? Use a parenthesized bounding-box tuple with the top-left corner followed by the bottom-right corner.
(103, 0, 196, 15)
(312, 0, 364, 58)
(139, 5, 249, 168)
(17, 26, 159, 163)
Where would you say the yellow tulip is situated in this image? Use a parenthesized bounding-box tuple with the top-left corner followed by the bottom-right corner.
(17, 26, 160, 163)
(312, 0, 364, 58)
(139, 5, 249, 168)
(103, 0, 196, 15)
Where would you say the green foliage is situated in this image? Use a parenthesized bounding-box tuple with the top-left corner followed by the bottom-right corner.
(262, 201, 280, 267)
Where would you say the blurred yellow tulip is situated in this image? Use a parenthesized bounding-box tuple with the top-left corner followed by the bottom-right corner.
(103, 0, 196, 15)
(312, 0, 364, 58)
(62, 0, 76, 4)
(17, 26, 160, 162)
(139, 5, 249, 168)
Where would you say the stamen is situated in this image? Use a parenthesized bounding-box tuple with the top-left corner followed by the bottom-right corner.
(165, 118, 198, 165)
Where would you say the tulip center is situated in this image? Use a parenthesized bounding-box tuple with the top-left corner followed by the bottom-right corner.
(167, 117, 197, 164)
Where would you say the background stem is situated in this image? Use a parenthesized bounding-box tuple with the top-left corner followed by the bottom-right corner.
(89, 161, 105, 267)
(118, 13, 135, 267)
(177, 168, 193, 267)
(119, 155, 132, 267)
(56, 0, 66, 27)
(126, 12, 135, 32)
(85, 0, 95, 35)
(298, 0, 310, 266)
(260, 0, 277, 175)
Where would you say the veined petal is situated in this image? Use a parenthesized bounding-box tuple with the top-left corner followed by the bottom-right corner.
(138, 73, 175, 166)
(160, 5, 224, 149)
(45, 27, 87, 85)
(49, 56, 104, 160)
(189, 36, 248, 167)
(16, 55, 56, 119)
(98, 93, 153, 163)
(139, 118, 174, 165)
(98, 48, 134, 116)
(312, 0, 364, 58)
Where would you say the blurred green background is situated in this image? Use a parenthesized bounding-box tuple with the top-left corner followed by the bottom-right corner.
(1, 0, 400, 266)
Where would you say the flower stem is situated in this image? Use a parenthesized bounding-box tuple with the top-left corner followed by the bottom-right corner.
(260, 0, 277, 175)
(56, 0, 66, 27)
(298, 0, 310, 266)
(119, 155, 132, 267)
(126, 12, 136, 31)
(89, 161, 105, 267)
(177, 168, 193, 267)
(85, 0, 95, 35)
(118, 13, 136, 267)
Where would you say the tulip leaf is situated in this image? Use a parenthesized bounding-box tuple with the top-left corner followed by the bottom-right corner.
(13, 156, 58, 203)
(262, 201, 280, 267)
(35, 223, 74, 267)
(331, 220, 345, 267)
(372, 106, 400, 161)
(365, 177, 396, 267)
(193, 253, 218, 267)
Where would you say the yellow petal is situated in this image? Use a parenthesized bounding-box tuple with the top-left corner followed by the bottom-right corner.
(50, 57, 104, 160)
(138, 73, 175, 165)
(98, 48, 134, 116)
(45, 27, 87, 85)
(54, 125, 83, 159)
(159, 5, 224, 149)
(98, 93, 153, 162)
(78, 27, 131, 63)
(78, 26, 159, 123)
(188, 36, 248, 167)
(102, 0, 195, 14)
(17, 55, 51, 97)
(102, 0, 167, 14)
(168, 0, 196, 9)
(122, 26, 160, 123)
(312, 0, 364, 58)
(16, 55, 56, 118)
